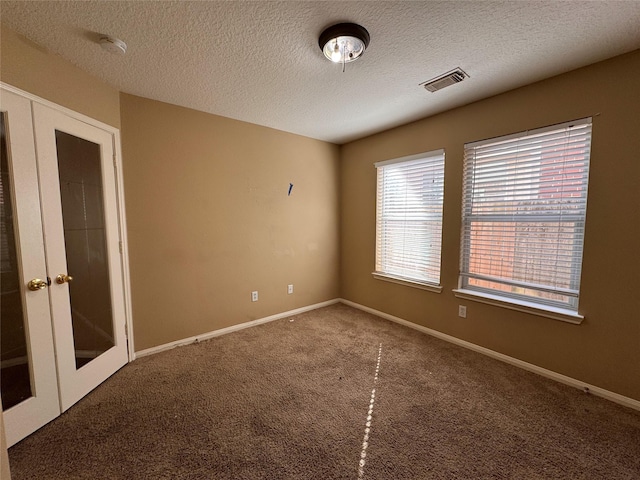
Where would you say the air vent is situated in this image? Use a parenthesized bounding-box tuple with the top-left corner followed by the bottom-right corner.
(420, 68, 469, 93)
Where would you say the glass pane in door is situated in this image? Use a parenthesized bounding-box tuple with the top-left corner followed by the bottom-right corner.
(55, 130, 114, 369)
(0, 114, 33, 410)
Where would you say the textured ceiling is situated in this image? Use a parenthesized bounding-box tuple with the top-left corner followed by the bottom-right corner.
(2, 1, 640, 144)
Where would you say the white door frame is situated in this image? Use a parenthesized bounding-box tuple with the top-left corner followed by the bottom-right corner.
(1, 83, 135, 362)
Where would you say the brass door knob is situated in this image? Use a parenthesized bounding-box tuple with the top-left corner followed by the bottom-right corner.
(56, 274, 73, 284)
(27, 278, 48, 291)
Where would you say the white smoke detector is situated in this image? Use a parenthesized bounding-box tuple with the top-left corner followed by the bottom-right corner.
(99, 36, 127, 55)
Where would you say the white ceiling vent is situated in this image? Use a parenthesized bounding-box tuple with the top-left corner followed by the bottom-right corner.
(420, 68, 469, 93)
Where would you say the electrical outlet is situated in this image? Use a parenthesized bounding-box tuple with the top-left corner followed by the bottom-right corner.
(287, 284, 294, 294)
(458, 305, 467, 318)
(252, 291, 258, 302)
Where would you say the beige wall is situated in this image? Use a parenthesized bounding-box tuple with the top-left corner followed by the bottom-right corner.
(341, 49, 640, 401)
(0, 25, 120, 128)
(120, 94, 340, 351)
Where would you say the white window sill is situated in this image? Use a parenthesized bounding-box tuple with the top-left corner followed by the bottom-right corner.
(452, 289, 584, 324)
(373, 272, 443, 293)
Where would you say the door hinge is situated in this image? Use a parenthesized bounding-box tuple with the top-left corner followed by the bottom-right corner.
(119, 241, 123, 254)
(113, 154, 117, 168)
(124, 322, 128, 339)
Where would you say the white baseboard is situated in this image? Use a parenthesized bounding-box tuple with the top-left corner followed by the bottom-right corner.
(133, 296, 639, 411)
(340, 299, 640, 412)
(135, 299, 340, 359)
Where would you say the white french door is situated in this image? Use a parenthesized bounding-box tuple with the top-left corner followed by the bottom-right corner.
(0, 89, 60, 447)
(1, 88, 129, 447)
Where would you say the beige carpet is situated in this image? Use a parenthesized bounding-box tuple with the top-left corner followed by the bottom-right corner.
(8, 304, 640, 479)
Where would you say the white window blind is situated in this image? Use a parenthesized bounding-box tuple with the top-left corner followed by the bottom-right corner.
(459, 118, 592, 311)
(375, 150, 445, 286)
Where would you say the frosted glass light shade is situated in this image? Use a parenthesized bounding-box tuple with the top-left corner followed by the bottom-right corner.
(322, 35, 366, 63)
(319, 23, 370, 64)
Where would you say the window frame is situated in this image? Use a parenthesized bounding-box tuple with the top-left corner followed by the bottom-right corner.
(456, 119, 592, 321)
(373, 149, 445, 292)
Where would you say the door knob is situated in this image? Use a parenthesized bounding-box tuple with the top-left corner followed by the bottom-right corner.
(27, 278, 48, 291)
(55, 274, 73, 284)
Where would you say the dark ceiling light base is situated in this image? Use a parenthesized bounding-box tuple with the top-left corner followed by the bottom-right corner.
(319, 23, 370, 65)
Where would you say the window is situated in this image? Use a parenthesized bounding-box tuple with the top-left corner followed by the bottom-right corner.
(458, 119, 592, 316)
(374, 149, 445, 289)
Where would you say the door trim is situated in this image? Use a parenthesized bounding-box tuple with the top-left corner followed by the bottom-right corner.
(1, 82, 135, 361)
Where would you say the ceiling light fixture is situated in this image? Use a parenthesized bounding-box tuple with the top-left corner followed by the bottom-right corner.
(319, 23, 370, 71)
